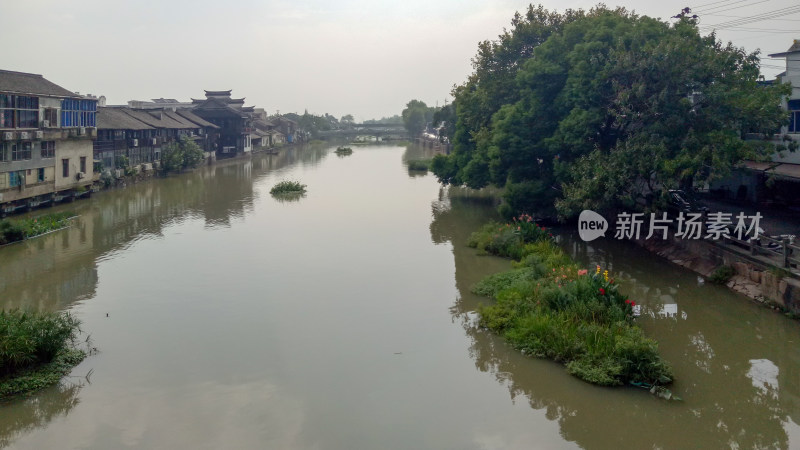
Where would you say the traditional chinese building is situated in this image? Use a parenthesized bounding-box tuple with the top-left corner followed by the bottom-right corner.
(191, 90, 253, 158)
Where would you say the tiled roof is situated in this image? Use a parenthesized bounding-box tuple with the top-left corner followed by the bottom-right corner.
(0, 69, 81, 98)
(97, 107, 155, 130)
(122, 109, 189, 129)
(175, 110, 219, 128)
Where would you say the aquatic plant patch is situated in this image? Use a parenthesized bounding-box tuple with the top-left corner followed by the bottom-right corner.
(270, 180, 307, 195)
(469, 217, 674, 390)
(0, 309, 86, 399)
(0, 212, 74, 246)
(334, 146, 353, 156)
(407, 159, 431, 171)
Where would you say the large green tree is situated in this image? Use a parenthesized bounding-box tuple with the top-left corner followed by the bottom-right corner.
(433, 5, 790, 219)
(401, 100, 435, 137)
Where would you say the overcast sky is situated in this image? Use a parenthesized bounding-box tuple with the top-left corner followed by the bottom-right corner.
(1, 0, 797, 121)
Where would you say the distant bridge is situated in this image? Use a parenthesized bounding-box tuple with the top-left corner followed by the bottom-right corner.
(317, 123, 408, 138)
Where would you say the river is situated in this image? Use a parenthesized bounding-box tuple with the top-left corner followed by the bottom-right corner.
(1, 143, 799, 449)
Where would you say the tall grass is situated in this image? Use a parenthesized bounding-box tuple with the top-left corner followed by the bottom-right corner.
(0, 310, 81, 375)
(470, 217, 674, 389)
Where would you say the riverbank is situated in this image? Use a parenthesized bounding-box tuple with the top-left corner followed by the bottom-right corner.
(635, 235, 800, 317)
(468, 216, 674, 393)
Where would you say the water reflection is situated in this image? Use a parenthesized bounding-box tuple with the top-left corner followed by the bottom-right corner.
(0, 146, 328, 312)
(0, 382, 84, 448)
(431, 187, 800, 449)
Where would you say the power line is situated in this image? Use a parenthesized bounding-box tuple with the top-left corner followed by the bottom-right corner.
(702, 12, 800, 21)
(699, 5, 800, 30)
(694, 0, 770, 14)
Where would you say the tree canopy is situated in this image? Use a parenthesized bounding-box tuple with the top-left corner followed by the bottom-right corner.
(401, 100, 436, 136)
(431, 5, 790, 219)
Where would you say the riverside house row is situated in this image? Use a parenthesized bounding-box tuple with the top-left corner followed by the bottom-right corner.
(1, 70, 300, 216)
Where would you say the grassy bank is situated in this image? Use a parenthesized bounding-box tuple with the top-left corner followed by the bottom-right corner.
(0, 310, 86, 399)
(469, 215, 674, 391)
(0, 212, 74, 246)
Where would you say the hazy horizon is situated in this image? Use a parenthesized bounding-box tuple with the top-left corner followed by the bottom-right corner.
(1, 0, 797, 121)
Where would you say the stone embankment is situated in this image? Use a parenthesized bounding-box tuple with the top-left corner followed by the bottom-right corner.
(636, 236, 800, 316)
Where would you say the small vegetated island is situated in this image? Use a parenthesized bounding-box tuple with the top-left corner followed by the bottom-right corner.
(0, 309, 86, 399)
(334, 146, 353, 156)
(407, 159, 431, 172)
(269, 181, 307, 201)
(469, 215, 675, 397)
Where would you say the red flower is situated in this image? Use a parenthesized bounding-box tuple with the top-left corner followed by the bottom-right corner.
(625, 299, 631, 304)
(599, 288, 605, 295)
(631, 301, 636, 306)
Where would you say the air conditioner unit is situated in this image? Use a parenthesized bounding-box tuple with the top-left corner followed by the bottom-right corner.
(19, 132, 30, 140)
(34, 131, 43, 139)
(152, 138, 157, 145)
(2, 132, 13, 140)
(76, 172, 85, 180)
(42, 120, 50, 128)
(132, 139, 138, 147)
(78, 127, 86, 136)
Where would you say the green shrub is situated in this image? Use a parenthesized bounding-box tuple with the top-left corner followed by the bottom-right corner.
(270, 180, 307, 195)
(708, 265, 736, 284)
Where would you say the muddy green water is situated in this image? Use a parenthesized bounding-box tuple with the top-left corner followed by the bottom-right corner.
(0, 144, 799, 449)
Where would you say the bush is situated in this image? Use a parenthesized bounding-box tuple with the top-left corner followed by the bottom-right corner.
(270, 180, 307, 195)
(161, 137, 205, 172)
(708, 265, 736, 284)
(0, 220, 25, 245)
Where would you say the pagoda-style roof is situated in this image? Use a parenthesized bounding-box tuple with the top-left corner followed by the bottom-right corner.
(204, 90, 232, 97)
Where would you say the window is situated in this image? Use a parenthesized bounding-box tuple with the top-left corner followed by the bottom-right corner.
(60, 98, 96, 127)
(41, 141, 55, 158)
(37, 168, 45, 182)
(80, 156, 86, 173)
(9, 171, 22, 187)
(0, 94, 39, 128)
(62, 158, 69, 178)
(12, 143, 31, 161)
(42, 108, 58, 127)
(789, 100, 800, 134)
(0, 143, 8, 162)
